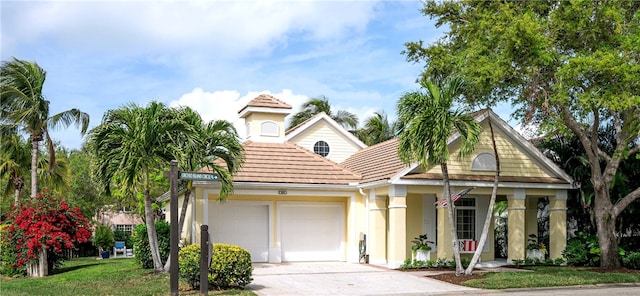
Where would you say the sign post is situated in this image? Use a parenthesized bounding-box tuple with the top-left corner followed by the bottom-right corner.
(169, 170, 218, 295)
(169, 160, 179, 296)
(179, 171, 219, 181)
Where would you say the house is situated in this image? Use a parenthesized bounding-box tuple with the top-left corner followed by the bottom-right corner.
(97, 210, 143, 235)
(162, 94, 574, 267)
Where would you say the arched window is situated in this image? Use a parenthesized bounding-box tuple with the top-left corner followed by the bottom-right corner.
(471, 153, 496, 171)
(260, 121, 278, 136)
(313, 140, 330, 157)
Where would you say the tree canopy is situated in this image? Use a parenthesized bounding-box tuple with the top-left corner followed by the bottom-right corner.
(287, 96, 358, 130)
(404, 0, 640, 267)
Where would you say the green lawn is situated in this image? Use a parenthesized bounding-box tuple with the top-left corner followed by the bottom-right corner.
(0, 257, 255, 296)
(462, 266, 640, 289)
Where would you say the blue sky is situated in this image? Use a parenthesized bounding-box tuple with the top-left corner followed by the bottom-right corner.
(2, 0, 518, 150)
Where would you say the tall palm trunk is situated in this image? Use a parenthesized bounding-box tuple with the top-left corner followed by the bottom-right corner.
(442, 162, 463, 275)
(12, 174, 24, 204)
(144, 184, 163, 271)
(30, 135, 40, 198)
(163, 186, 192, 272)
(28, 134, 48, 277)
(465, 114, 500, 275)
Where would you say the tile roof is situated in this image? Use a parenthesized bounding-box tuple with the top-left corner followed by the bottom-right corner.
(401, 173, 570, 184)
(209, 141, 361, 185)
(340, 138, 409, 183)
(238, 94, 292, 114)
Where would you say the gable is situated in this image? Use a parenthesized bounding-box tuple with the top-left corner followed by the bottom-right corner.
(288, 120, 362, 163)
(286, 113, 366, 163)
(424, 119, 556, 179)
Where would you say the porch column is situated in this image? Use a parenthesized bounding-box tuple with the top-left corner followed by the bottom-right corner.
(525, 198, 538, 244)
(549, 190, 568, 259)
(368, 189, 387, 265)
(507, 189, 526, 261)
(387, 185, 407, 268)
(436, 187, 454, 260)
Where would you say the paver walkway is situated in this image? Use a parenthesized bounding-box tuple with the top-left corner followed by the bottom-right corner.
(247, 262, 479, 296)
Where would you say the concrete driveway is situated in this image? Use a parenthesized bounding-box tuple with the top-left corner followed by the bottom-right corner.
(247, 262, 479, 296)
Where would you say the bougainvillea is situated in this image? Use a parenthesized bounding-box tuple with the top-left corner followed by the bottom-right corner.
(1, 190, 91, 273)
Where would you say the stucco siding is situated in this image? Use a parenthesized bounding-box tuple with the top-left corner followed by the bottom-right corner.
(289, 121, 361, 163)
(244, 112, 287, 143)
(406, 193, 423, 259)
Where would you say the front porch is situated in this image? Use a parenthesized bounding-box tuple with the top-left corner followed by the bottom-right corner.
(362, 184, 569, 268)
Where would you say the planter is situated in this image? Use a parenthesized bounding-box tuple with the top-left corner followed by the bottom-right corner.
(412, 249, 431, 262)
(526, 249, 544, 261)
(101, 250, 110, 259)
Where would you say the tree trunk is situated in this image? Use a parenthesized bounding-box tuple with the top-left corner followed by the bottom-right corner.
(163, 187, 192, 272)
(14, 188, 20, 205)
(144, 186, 163, 271)
(30, 136, 39, 198)
(12, 175, 24, 204)
(594, 184, 621, 268)
(27, 246, 48, 277)
(465, 114, 500, 275)
(442, 163, 463, 275)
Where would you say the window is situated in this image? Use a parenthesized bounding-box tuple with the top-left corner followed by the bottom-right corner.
(115, 224, 135, 234)
(471, 153, 497, 171)
(245, 122, 251, 138)
(456, 198, 476, 240)
(313, 140, 330, 157)
(260, 121, 278, 136)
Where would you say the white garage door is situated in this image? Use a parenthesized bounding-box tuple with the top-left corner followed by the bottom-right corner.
(209, 202, 269, 262)
(280, 203, 344, 262)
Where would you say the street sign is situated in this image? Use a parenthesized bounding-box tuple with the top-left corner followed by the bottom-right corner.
(178, 171, 219, 181)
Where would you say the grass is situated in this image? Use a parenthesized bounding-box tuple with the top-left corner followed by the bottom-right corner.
(0, 257, 255, 296)
(462, 266, 640, 289)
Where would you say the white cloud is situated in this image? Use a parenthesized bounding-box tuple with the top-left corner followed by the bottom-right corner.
(2, 1, 378, 59)
(169, 88, 309, 138)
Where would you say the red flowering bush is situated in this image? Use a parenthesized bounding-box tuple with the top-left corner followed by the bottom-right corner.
(0, 190, 92, 276)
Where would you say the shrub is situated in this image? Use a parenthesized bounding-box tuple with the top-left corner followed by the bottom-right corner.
(563, 232, 598, 266)
(178, 243, 253, 290)
(209, 243, 253, 288)
(623, 252, 640, 270)
(0, 224, 23, 276)
(399, 258, 436, 270)
(93, 225, 115, 252)
(178, 244, 201, 289)
(133, 221, 170, 269)
(0, 191, 91, 276)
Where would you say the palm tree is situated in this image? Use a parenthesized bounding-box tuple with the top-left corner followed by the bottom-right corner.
(1, 58, 89, 198)
(287, 96, 358, 130)
(88, 101, 197, 272)
(465, 112, 500, 275)
(163, 107, 244, 271)
(37, 144, 71, 196)
(396, 77, 481, 275)
(356, 111, 398, 146)
(0, 133, 30, 203)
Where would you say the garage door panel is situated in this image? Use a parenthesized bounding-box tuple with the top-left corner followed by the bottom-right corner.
(210, 203, 269, 263)
(280, 203, 344, 262)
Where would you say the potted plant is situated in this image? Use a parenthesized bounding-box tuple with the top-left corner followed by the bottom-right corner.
(411, 234, 433, 262)
(526, 234, 547, 260)
(94, 224, 115, 259)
